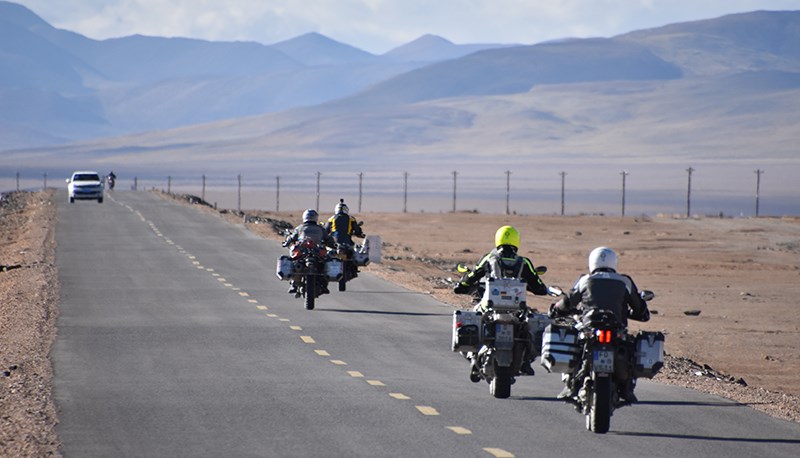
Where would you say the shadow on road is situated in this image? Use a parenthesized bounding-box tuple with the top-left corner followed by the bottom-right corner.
(611, 431, 800, 444)
(319, 308, 449, 317)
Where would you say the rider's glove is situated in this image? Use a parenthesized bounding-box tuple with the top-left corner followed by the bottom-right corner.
(453, 282, 470, 294)
(548, 303, 559, 319)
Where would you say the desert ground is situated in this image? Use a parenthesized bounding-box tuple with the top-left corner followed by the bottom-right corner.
(1, 189, 799, 456)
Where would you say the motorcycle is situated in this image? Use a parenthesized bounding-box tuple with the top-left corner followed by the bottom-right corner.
(276, 238, 342, 310)
(331, 240, 369, 291)
(542, 290, 662, 434)
(452, 263, 559, 399)
(107, 175, 115, 190)
(330, 222, 368, 292)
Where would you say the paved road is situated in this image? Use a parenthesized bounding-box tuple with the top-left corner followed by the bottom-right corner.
(53, 191, 800, 457)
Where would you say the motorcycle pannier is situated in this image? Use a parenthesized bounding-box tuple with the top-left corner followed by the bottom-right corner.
(527, 312, 552, 359)
(451, 310, 482, 352)
(353, 243, 370, 266)
(633, 331, 665, 378)
(483, 278, 527, 311)
(276, 255, 293, 280)
(325, 259, 343, 281)
(540, 324, 580, 373)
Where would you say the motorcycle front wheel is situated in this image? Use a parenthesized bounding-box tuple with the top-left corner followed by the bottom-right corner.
(490, 366, 512, 399)
(304, 275, 316, 310)
(587, 376, 612, 434)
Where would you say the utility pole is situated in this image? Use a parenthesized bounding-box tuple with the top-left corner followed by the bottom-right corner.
(43, 173, 47, 189)
(686, 167, 694, 218)
(754, 169, 764, 217)
(403, 172, 409, 213)
(16, 172, 19, 191)
(276, 176, 280, 212)
(133, 177, 138, 191)
(358, 172, 363, 213)
(559, 171, 566, 216)
(505, 170, 511, 215)
(452, 170, 458, 213)
(315, 171, 321, 211)
(237, 174, 242, 212)
(621, 170, 629, 217)
(201, 175, 206, 202)
(167, 176, 172, 194)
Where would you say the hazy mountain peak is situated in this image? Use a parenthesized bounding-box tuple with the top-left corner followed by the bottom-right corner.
(384, 33, 505, 62)
(271, 31, 377, 66)
(0, 0, 51, 29)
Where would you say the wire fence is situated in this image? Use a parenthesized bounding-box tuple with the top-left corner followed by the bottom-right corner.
(1, 168, 795, 217)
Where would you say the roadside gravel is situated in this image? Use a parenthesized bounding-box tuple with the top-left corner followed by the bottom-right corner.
(0, 190, 60, 456)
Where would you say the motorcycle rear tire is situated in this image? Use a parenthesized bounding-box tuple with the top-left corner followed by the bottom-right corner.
(587, 376, 612, 434)
(490, 366, 512, 399)
(304, 275, 315, 310)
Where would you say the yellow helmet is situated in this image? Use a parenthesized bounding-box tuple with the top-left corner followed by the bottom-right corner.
(494, 225, 520, 249)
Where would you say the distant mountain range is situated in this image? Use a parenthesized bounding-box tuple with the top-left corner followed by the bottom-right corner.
(0, 1, 506, 149)
(2, 1, 800, 214)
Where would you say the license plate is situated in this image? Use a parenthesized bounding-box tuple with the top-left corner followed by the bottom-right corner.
(593, 349, 614, 373)
(495, 324, 514, 349)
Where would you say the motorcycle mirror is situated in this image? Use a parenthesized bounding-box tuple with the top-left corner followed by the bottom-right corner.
(640, 290, 655, 301)
(547, 286, 563, 296)
(456, 263, 470, 273)
(535, 266, 548, 275)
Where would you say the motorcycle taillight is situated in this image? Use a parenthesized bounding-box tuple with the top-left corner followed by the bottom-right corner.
(291, 248, 301, 258)
(596, 329, 613, 344)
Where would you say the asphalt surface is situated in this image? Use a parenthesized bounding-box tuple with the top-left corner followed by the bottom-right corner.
(53, 190, 800, 457)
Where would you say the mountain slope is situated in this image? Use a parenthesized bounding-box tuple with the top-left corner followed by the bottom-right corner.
(382, 34, 507, 62)
(340, 38, 683, 107)
(270, 32, 378, 66)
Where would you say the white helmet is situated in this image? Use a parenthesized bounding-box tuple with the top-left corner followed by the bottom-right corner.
(588, 246, 618, 272)
(335, 199, 349, 215)
(302, 209, 318, 223)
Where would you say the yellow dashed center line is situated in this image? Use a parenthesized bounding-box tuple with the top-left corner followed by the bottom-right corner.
(232, 287, 241, 291)
(415, 406, 439, 416)
(289, 326, 302, 331)
(217, 278, 226, 282)
(366, 380, 385, 387)
(205, 268, 214, 272)
(196, 266, 205, 269)
(256, 305, 268, 310)
(389, 393, 410, 400)
(300, 336, 316, 344)
(483, 448, 514, 458)
(188, 255, 196, 260)
(347, 371, 364, 378)
(212, 273, 220, 277)
(251, 300, 261, 305)
(330, 360, 348, 366)
(279, 318, 290, 322)
(266, 313, 278, 318)
(314, 350, 330, 356)
(446, 426, 472, 435)
(238, 292, 250, 297)
(223, 283, 233, 287)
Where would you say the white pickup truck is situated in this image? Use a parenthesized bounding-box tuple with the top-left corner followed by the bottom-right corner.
(66, 171, 104, 203)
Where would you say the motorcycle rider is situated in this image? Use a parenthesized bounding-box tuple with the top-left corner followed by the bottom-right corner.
(324, 199, 364, 244)
(454, 225, 550, 376)
(324, 199, 365, 278)
(283, 209, 332, 295)
(549, 246, 650, 404)
(107, 171, 117, 189)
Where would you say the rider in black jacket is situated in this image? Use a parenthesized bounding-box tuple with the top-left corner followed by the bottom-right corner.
(550, 246, 650, 403)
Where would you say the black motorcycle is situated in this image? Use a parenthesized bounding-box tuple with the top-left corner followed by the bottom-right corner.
(543, 290, 660, 434)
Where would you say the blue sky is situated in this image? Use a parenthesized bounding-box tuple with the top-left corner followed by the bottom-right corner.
(12, 0, 800, 53)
